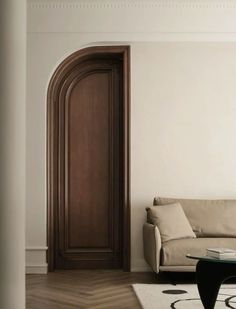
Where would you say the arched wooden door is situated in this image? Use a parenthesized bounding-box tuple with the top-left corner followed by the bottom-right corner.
(47, 46, 130, 271)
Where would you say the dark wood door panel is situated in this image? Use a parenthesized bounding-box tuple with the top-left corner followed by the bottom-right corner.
(47, 46, 130, 271)
(56, 59, 122, 268)
(67, 71, 111, 249)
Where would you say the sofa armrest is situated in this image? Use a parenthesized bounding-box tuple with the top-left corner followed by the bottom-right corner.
(143, 223, 162, 273)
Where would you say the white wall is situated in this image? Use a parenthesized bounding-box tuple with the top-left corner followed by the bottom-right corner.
(27, 0, 236, 273)
(131, 42, 236, 269)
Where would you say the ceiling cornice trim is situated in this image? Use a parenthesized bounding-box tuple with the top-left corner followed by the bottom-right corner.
(28, 1, 236, 10)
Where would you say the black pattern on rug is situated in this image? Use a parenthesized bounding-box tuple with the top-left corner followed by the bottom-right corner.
(162, 289, 236, 308)
(225, 295, 236, 309)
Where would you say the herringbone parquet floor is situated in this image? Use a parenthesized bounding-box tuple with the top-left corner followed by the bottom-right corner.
(26, 270, 159, 309)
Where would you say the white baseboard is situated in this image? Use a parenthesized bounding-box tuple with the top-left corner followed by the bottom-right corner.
(26, 264, 48, 274)
(131, 266, 152, 272)
(26, 246, 48, 274)
(131, 259, 152, 272)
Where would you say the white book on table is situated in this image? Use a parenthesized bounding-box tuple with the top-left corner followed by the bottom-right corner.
(206, 248, 236, 259)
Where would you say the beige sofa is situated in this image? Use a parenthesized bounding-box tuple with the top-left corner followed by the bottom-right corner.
(143, 197, 236, 273)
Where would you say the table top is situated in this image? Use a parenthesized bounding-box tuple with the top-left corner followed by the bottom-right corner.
(186, 254, 236, 264)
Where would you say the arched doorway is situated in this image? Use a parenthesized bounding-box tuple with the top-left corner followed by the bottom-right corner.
(47, 46, 130, 271)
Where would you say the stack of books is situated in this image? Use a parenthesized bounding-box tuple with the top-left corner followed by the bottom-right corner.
(206, 248, 236, 260)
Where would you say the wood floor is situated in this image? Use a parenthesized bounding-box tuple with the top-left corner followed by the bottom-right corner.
(26, 270, 159, 309)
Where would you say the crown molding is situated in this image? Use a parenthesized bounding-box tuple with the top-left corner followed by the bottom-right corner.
(28, 0, 236, 10)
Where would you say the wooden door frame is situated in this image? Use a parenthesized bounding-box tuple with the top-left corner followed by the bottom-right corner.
(47, 46, 130, 271)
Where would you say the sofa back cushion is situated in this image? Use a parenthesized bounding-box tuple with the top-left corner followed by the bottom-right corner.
(147, 203, 196, 242)
(153, 197, 236, 237)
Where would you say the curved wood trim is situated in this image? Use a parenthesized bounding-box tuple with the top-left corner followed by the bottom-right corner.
(47, 46, 130, 271)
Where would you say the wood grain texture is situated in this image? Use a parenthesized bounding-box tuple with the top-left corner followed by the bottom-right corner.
(67, 71, 111, 249)
(47, 46, 130, 271)
(26, 270, 157, 309)
(57, 60, 122, 269)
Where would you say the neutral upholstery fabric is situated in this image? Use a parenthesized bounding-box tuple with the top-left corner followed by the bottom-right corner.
(143, 223, 162, 273)
(147, 203, 196, 242)
(153, 197, 236, 237)
(162, 237, 236, 266)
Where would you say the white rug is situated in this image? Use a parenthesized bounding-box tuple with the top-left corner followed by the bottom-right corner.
(132, 284, 236, 308)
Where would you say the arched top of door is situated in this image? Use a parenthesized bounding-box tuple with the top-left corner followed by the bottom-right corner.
(47, 45, 130, 100)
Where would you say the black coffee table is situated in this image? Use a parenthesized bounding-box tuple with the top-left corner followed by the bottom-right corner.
(187, 254, 236, 309)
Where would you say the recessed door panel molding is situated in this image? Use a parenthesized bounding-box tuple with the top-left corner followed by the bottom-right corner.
(47, 46, 130, 270)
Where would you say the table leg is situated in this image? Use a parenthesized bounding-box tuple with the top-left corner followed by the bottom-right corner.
(196, 261, 222, 309)
(196, 260, 236, 309)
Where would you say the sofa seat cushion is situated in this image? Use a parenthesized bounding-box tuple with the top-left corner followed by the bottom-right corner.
(154, 197, 236, 237)
(162, 238, 236, 266)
